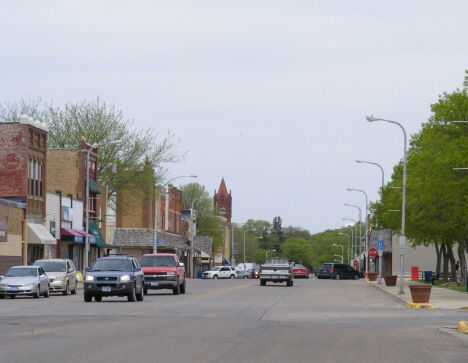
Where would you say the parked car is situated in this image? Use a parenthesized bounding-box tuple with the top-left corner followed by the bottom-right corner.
(317, 263, 359, 280)
(140, 253, 186, 295)
(292, 264, 309, 279)
(33, 258, 78, 295)
(235, 270, 252, 279)
(203, 266, 236, 279)
(0, 266, 50, 299)
(83, 254, 144, 302)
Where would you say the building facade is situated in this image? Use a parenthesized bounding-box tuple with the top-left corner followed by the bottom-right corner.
(213, 178, 232, 223)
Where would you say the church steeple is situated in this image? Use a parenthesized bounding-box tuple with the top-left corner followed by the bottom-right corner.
(214, 178, 232, 223)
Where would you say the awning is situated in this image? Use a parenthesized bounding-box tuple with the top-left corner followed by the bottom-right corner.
(223, 258, 230, 265)
(0, 220, 7, 242)
(87, 223, 107, 248)
(86, 178, 101, 194)
(28, 223, 56, 245)
(75, 230, 96, 243)
(61, 228, 84, 242)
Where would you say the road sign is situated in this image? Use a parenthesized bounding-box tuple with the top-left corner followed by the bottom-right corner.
(353, 260, 359, 267)
(399, 245, 405, 255)
(377, 240, 384, 250)
(232, 252, 238, 255)
(368, 248, 378, 259)
(378, 250, 383, 257)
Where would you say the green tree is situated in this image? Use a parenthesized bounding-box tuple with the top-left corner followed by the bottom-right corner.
(0, 97, 185, 209)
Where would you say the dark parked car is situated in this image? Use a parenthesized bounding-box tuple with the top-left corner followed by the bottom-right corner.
(317, 263, 359, 280)
(83, 254, 144, 302)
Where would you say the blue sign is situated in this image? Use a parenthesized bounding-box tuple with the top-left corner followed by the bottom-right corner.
(155, 238, 164, 242)
(232, 252, 238, 255)
(377, 240, 384, 250)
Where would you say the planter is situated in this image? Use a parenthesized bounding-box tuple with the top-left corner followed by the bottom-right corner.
(408, 284, 432, 303)
(367, 272, 378, 281)
(383, 275, 398, 287)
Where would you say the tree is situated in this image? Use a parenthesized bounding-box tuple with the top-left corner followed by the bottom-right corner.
(0, 97, 185, 209)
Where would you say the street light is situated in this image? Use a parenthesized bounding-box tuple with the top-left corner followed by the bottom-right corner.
(333, 244, 344, 264)
(243, 229, 255, 270)
(191, 196, 212, 278)
(367, 115, 407, 294)
(342, 218, 357, 260)
(154, 175, 197, 254)
(340, 227, 353, 264)
(266, 249, 276, 258)
(85, 139, 124, 270)
(356, 160, 384, 190)
(344, 203, 362, 273)
(347, 188, 368, 277)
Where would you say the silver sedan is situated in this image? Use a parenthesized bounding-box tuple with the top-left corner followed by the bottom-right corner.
(0, 266, 50, 299)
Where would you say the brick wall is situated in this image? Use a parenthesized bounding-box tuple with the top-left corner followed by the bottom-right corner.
(0, 203, 25, 236)
(47, 149, 81, 197)
(0, 256, 23, 275)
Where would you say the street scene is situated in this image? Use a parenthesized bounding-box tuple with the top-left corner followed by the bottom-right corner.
(1, 278, 468, 362)
(2, 2, 468, 362)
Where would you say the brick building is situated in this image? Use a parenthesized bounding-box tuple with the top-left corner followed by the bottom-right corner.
(0, 116, 56, 266)
(0, 198, 26, 274)
(47, 137, 108, 270)
(213, 178, 232, 223)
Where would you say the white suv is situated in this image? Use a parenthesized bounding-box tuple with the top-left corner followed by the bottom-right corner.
(202, 266, 237, 279)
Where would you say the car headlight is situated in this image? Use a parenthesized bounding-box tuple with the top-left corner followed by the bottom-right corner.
(84, 275, 94, 281)
(120, 275, 131, 282)
(55, 276, 66, 282)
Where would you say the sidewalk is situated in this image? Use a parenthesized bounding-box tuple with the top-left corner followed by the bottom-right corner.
(366, 278, 468, 309)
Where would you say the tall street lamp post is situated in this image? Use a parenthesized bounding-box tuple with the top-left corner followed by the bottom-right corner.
(333, 243, 344, 264)
(344, 204, 362, 273)
(367, 116, 407, 294)
(340, 227, 353, 264)
(191, 196, 211, 278)
(243, 229, 254, 270)
(154, 175, 197, 254)
(342, 218, 357, 260)
(266, 250, 276, 258)
(85, 139, 124, 270)
(347, 188, 368, 277)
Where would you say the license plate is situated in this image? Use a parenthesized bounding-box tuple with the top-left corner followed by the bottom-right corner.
(151, 282, 158, 287)
(102, 286, 111, 292)
(272, 276, 278, 279)
(10, 287, 19, 292)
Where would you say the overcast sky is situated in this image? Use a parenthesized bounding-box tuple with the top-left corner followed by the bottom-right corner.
(2, 1, 468, 234)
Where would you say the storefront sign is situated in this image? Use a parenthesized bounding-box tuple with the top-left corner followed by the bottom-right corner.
(0, 220, 7, 242)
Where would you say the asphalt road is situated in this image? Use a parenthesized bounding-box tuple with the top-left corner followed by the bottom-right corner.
(1, 278, 468, 363)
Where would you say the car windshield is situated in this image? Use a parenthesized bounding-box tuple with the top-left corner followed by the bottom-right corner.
(92, 259, 132, 272)
(33, 261, 67, 272)
(6, 268, 38, 277)
(295, 264, 305, 269)
(264, 258, 289, 265)
(140, 256, 176, 267)
(209, 267, 221, 271)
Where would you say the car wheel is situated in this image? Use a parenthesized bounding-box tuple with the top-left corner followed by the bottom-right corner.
(33, 286, 40, 298)
(213, 275, 218, 279)
(335, 274, 341, 280)
(94, 295, 102, 302)
(244, 276, 248, 279)
(84, 293, 92, 302)
(230, 274, 235, 279)
(260, 280, 266, 286)
(291, 281, 294, 286)
(0, 295, 4, 299)
(43, 286, 50, 298)
(136, 284, 144, 301)
(71, 282, 77, 295)
(63, 282, 69, 296)
(144, 288, 148, 295)
(173, 280, 180, 295)
(354, 274, 359, 280)
(180, 279, 186, 294)
(9, 295, 16, 299)
(128, 286, 137, 302)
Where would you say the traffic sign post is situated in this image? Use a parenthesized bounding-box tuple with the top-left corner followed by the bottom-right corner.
(353, 260, 358, 267)
(377, 236, 384, 284)
(368, 248, 377, 259)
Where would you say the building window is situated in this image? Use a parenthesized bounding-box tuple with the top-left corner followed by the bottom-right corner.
(39, 162, 43, 198)
(27, 158, 30, 195)
(99, 206, 102, 228)
(35, 160, 39, 197)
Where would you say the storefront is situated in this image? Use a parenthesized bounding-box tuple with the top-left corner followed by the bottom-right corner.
(60, 228, 96, 272)
(88, 223, 108, 259)
(27, 223, 56, 265)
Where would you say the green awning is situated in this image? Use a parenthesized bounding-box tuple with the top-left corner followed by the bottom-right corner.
(87, 223, 107, 248)
(87, 178, 101, 194)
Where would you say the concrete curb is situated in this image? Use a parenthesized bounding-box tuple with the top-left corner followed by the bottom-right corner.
(458, 321, 468, 333)
(365, 280, 408, 306)
(406, 301, 437, 309)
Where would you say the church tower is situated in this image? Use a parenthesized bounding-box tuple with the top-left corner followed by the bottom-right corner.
(214, 178, 232, 223)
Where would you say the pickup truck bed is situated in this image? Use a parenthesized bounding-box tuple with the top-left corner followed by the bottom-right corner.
(259, 257, 294, 287)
